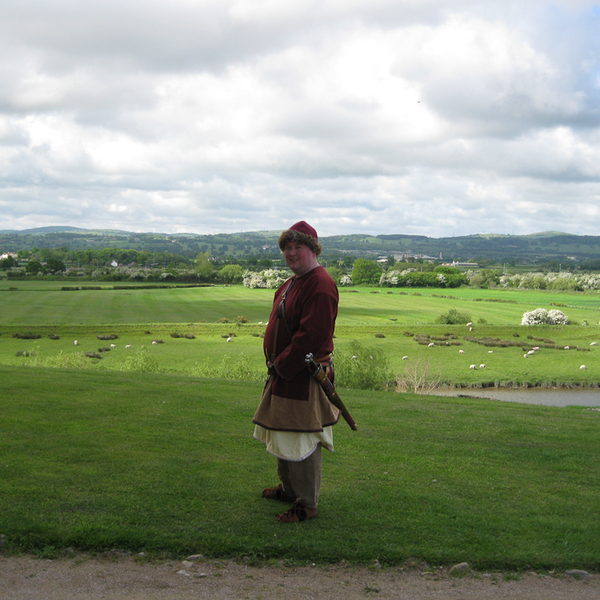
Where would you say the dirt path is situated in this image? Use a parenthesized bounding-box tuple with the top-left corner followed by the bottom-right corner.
(1, 555, 598, 600)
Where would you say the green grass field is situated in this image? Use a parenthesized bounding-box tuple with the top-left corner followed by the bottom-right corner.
(1, 281, 600, 568)
(1, 280, 599, 326)
(1, 365, 599, 570)
(1, 282, 598, 387)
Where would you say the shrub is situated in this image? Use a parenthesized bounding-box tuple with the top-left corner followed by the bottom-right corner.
(334, 341, 393, 390)
(120, 346, 161, 373)
(43, 351, 89, 369)
(521, 308, 570, 326)
(435, 308, 472, 325)
(396, 357, 442, 394)
(243, 269, 289, 289)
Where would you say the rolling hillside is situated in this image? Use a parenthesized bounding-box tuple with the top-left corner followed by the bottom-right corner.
(1, 227, 599, 264)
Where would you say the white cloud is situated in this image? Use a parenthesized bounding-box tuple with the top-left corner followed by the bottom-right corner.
(0, 0, 599, 237)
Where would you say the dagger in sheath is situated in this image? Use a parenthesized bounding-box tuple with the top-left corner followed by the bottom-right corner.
(305, 353, 358, 431)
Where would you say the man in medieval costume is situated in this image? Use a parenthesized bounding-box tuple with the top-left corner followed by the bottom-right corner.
(253, 221, 340, 522)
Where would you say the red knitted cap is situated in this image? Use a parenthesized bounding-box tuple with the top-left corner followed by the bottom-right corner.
(289, 221, 318, 242)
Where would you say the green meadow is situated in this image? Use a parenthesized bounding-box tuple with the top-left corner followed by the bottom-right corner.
(1, 281, 599, 387)
(1, 365, 599, 570)
(1, 280, 600, 569)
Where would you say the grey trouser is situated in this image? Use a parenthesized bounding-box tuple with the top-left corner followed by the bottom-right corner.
(276, 443, 322, 508)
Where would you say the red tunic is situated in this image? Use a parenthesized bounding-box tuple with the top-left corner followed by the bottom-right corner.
(264, 265, 338, 400)
(253, 265, 340, 432)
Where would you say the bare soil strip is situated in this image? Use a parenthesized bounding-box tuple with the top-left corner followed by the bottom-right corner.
(1, 556, 598, 600)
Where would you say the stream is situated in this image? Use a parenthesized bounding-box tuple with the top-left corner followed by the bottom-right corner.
(431, 387, 600, 407)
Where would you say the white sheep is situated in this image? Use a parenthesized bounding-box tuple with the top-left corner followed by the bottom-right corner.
(591, 342, 597, 346)
(488, 350, 493, 353)
(466, 322, 473, 327)
(459, 350, 465, 354)
(564, 346, 570, 350)
(110, 344, 116, 348)
(524, 353, 528, 358)
(402, 355, 408, 360)
(428, 342, 435, 347)
(479, 364, 486, 369)
(125, 344, 131, 349)
(469, 364, 476, 370)
(152, 341, 157, 345)
(226, 337, 232, 342)
(527, 350, 535, 355)
(580, 365, 586, 370)
(74, 340, 78, 345)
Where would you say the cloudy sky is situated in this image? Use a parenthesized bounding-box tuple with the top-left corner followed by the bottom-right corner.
(1, 0, 599, 238)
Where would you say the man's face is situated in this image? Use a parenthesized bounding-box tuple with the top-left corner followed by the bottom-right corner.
(283, 242, 316, 276)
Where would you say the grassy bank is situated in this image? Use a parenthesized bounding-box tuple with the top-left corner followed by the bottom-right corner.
(1, 365, 599, 570)
(1, 321, 598, 389)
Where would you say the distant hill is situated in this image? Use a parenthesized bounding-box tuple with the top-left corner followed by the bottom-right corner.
(0, 227, 598, 264)
(0, 226, 89, 234)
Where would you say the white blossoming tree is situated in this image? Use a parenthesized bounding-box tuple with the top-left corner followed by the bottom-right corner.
(521, 308, 569, 325)
(243, 269, 289, 289)
(547, 309, 570, 325)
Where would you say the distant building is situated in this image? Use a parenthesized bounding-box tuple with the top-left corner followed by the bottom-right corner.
(441, 261, 479, 268)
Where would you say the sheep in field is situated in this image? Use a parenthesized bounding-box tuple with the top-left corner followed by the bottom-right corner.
(479, 364, 486, 369)
(469, 364, 476, 370)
